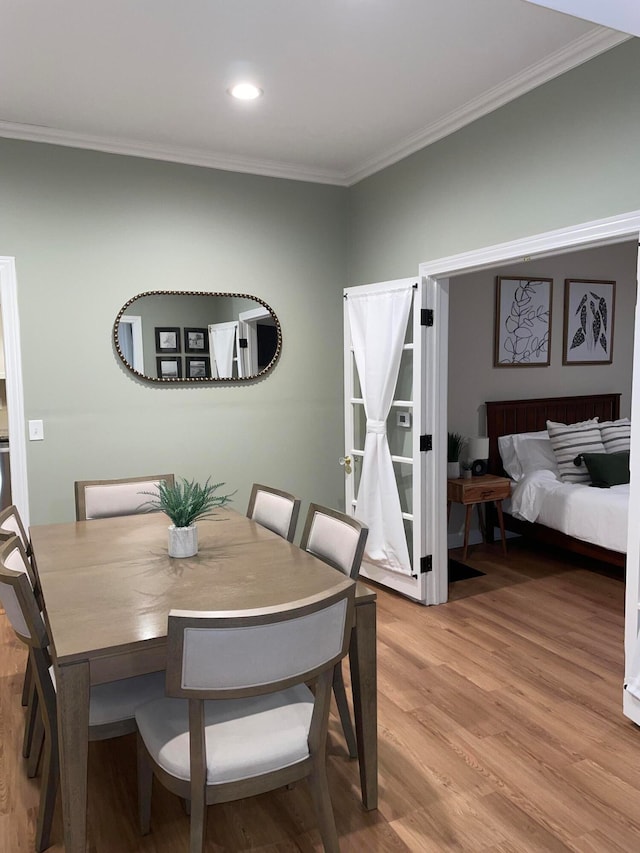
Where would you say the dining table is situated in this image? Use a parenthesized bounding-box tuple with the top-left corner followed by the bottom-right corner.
(31, 508, 377, 853)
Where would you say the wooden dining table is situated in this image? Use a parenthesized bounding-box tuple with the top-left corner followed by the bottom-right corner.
(31, 508, 377, 852)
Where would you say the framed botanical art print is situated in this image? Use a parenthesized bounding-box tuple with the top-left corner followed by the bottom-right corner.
(156, 356, 182, 379)
(494, 277, 553, 367)
(563, 279, 615, 365)
(184, 327, 209, 354)
(155, 327, 181, 353)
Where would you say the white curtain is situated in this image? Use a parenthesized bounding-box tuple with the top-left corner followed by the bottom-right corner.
(347, 286, 412, 575)
(209, 322, 237, 379)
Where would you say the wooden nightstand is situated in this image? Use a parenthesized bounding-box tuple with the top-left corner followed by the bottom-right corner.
(447, 474, 510, 560)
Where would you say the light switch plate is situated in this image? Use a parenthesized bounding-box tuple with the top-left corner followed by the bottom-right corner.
(28, 419, 44, 441)
(397, 411, 411, 428)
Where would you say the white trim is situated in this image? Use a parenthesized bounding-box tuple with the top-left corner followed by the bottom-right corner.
(0, 121, 344, 187)
(345, 28, 628, 185)
(0, 258, 29, 528)
(117, 315, 144, 373)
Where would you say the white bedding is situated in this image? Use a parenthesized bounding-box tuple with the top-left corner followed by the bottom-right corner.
(508, 469, 628, 554)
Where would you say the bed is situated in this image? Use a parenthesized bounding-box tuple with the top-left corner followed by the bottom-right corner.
(485, 393, 627, 568)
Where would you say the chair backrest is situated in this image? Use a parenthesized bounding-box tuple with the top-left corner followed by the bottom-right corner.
(300, 503, 368, 579)
(166, 580, 355, 700)
(0, 536, 47, 648)
(0, 504, 31, 554)
(0, 530, 38, 592)
(246, 483, 301, 542)
(74, 473, 176, 521)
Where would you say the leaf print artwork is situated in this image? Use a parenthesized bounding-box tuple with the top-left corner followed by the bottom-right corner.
(495, 278, 552, 367)
(563, 279, 615, 365)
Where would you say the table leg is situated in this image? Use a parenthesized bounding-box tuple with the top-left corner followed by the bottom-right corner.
(350, 600, 377, 810)
(477, 503, 486, 542)
(463, 505, 473, 560)
(495, 500, 508, 555)
(56, 659, 90, 853)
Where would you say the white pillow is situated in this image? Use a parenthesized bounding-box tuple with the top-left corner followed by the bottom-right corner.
(512, 434, 560, 478)
(547, 419, 605, 484)
(599, 418, 631, 454)
(498, 430, 548, 481)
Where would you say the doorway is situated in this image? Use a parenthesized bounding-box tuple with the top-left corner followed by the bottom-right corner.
(0, 257, 29, 527)
(417, 209, 640, 727)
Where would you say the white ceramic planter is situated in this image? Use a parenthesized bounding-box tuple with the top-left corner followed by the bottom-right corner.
(168, 524, 198, 558)
(447, 461, 460, 479)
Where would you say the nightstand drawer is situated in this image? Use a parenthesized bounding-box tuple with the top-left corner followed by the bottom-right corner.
(447, 475, 511, 505)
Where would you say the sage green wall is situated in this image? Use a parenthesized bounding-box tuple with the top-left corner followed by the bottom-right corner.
(347, 39, 640, 285)
(0, 139, 347, 524)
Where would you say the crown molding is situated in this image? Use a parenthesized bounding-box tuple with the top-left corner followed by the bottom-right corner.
(0, 122, 348, 186)
(0, 27, 628, 188)
(345, 28, 629, 186)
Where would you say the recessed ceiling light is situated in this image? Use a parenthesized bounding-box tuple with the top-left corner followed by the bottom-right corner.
(228, 82, 263, 101)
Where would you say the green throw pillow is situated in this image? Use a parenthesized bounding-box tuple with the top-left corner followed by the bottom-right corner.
(577, 451, 630, 488)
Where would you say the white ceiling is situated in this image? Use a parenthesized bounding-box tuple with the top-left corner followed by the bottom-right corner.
(0, 1, 629, 186)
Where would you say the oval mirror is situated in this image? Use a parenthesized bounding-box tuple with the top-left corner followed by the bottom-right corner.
(114, 291, 281, 382)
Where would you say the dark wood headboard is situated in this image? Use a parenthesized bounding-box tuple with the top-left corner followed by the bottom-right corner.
(485, 393, 621, 476)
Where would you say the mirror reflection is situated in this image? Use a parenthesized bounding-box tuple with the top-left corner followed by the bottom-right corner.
(114, 291, 281, 382)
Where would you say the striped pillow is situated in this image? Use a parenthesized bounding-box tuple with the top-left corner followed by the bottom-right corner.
(546, 419, 605, 484)
(599, 418, 631, 454)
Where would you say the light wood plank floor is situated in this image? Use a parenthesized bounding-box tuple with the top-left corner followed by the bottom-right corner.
(2, 541, 638, 851)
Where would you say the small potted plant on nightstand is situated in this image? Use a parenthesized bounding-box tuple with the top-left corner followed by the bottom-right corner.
(460, 460, 473, 479)
(447, 432, 465, 479)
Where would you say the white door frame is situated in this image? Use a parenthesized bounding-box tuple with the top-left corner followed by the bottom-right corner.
(418, 209, 640, 724)
(0, 257, 29, 527)
(117, 315, 144, 373)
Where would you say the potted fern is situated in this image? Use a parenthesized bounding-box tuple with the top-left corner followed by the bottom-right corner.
(140, 477, 234, 557)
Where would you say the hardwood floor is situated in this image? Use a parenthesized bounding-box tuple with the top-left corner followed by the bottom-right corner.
(2, 541, 638, 851)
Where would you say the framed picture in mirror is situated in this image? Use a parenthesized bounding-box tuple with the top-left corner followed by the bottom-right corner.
(184, 327, 209, 354)
(155, 327, 181, 353)
(156, 357, 182, 379)
(186, 356, 211, 379)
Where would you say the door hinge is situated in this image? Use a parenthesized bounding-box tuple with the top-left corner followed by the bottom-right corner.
(420, 434, 432, 452)
(421, 308, 434, 327)
(238, 337, 248, 349)
(420, 555, 433, 574)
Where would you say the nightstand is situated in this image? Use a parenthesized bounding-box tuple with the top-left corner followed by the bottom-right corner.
(447, 474, 510, 560)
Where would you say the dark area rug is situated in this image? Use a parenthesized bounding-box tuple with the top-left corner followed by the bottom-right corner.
(448, 559, 486, 582)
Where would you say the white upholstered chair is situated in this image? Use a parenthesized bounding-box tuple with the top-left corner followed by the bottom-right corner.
(299, 504, 368, 759)
(74, 473, 175, 521)
(0, 536, 167, 852)
(0, 504, 33, 558)
(0, 532, 42, 763)
(136, 580, 356, 853)
(246, 483, 301, 542)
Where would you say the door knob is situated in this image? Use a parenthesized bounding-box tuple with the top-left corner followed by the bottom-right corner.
(339, 456, 352, 475)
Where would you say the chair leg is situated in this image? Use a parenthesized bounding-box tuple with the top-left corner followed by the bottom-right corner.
(137, 733, 153, 836)
(23, 678, 39, 760)
(21, 655, 32, 707)
(332, 663, 357, 759)
(26, 710, 44, 778)
(189, 785, 207, 853)
(34, 727, 59, 853)
(308, 765, 340, 853)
